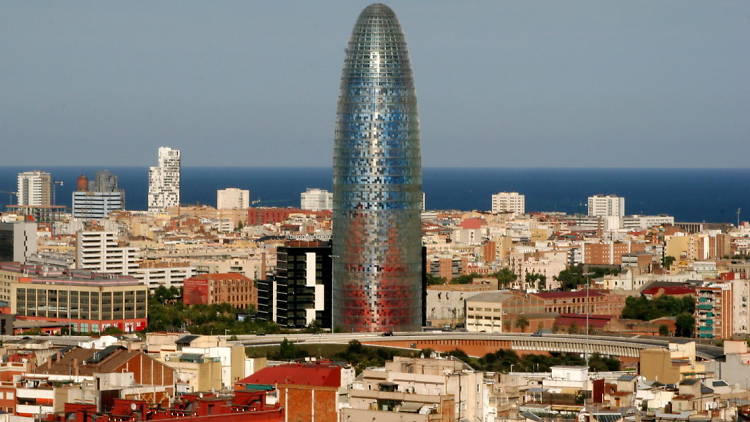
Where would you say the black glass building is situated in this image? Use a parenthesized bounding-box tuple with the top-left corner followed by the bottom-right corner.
(332, 3, 422, 332)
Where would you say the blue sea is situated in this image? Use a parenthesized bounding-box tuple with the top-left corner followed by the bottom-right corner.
(0, 167, 747, 223)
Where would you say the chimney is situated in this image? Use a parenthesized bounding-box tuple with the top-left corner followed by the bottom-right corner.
(47, 358, 52, 370)
(73, 358, 79, 376)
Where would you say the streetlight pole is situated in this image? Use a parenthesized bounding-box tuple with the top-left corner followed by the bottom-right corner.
(583, 271, 594, 366)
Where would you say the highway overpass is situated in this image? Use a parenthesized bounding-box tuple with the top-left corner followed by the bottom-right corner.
(234, 332, 724, 360)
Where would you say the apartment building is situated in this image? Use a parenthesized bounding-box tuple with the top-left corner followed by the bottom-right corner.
(300, 188, 333, 211)
(76, 231, 139, 274)
(17, 171, 52, 206)
(148, 146, 181, 213)
(75, 231, 195, 290)
(587, 194, 625, 217)
(491, 192, 525, 215)
(695, 283, 733, 339)
(131, 261, 195, 291)
(582, 241, 646, 265)
(217, 188, 250, 210)
(532, 289, 627, 316)
(183, 273, 257, 309)
(465, 291, 545, 333)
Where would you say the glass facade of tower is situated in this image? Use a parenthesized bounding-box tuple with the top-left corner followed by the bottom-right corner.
(332, 4, 422, 332)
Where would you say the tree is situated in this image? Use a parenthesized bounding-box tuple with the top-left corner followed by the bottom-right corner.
(426, 274, 446, 285)
(492, 268, 517, 289)
(305, 319, 323, 334)
(675, 313, 695, 338)
(658, 324, 670, 336)
(446, 349, 469, 361)
(153, 286, 170, 304)
(276, 338, 307, 360)
(621, 295, 695, 321)
(588, 353, 621, 371)
(662, 255, 676, 269)
(102, 326, 124, 336)
(555, 265, 621, 291)
(450, 273, 480, 285)
(515, 316, 530, 333)
(347, 339, 364, 354)
(555, 266, 586, 290)
(525, 273, 546, 291)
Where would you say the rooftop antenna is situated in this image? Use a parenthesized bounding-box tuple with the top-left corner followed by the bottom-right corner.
(738, 208, 742, 227)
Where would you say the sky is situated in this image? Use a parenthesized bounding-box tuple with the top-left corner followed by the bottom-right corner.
(1, 1, 749, 168)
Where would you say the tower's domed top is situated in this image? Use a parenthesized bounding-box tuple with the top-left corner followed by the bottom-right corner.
(359, 3, 396, 19)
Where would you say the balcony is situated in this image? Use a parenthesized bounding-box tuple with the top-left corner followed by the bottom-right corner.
(16, 388, 54, 400)
(16, 404, 55, 415)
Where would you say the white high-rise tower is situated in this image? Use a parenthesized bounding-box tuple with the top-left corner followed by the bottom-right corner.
(491, 192, 525, 215)
(148, 147, 181, 212)
(17, 171, 53, 206)
(587, 194, 625, 217)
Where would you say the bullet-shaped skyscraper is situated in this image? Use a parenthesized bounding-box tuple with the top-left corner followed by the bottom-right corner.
(332, 4, 422, 332)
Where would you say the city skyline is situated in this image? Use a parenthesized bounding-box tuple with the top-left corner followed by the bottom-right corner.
(2, 1, 748, 168)
(2, 2, 750, 419)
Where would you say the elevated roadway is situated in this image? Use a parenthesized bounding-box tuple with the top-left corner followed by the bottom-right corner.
(234, 332, 723, 360)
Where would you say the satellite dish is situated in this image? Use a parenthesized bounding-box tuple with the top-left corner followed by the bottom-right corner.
(131, 403, 137, 411)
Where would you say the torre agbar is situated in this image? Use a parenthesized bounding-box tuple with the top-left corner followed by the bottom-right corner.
(332, 3, 423, 332)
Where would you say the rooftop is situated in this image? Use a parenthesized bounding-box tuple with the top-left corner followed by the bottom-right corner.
(186, 273, 252, 282)
(2, 263, 141, 286)
(534, 289, 606, 299)
(466, 291, 517, 303)
(238, 363, 341, 388)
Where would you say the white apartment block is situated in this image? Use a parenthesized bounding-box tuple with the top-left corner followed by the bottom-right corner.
(75, 231, 194, 290)
(129, 263, 196, 291)
(148, 146, 181, 212)
(217, 188, 250, 210)
(491, 192, 525, 215)
(621, 215, 675, 231)
(17, 171, 52, 206)
(76, 231, 139, 274)
(587, 194, 625, 217)
(300, 188, 333, 211)
(72, 191, 124, 219)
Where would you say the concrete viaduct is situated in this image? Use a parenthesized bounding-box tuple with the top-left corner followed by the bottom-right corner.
(236, 332, 724, 361)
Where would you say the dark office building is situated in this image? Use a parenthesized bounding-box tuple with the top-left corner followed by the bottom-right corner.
(258, 243, 427, 330)
(258, 242, 333, 329)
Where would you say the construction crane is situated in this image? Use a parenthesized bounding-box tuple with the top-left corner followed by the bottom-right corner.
(52, 180, 64, 205)
(250, 197, 288, 207)
(0, 191, 17, 207)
